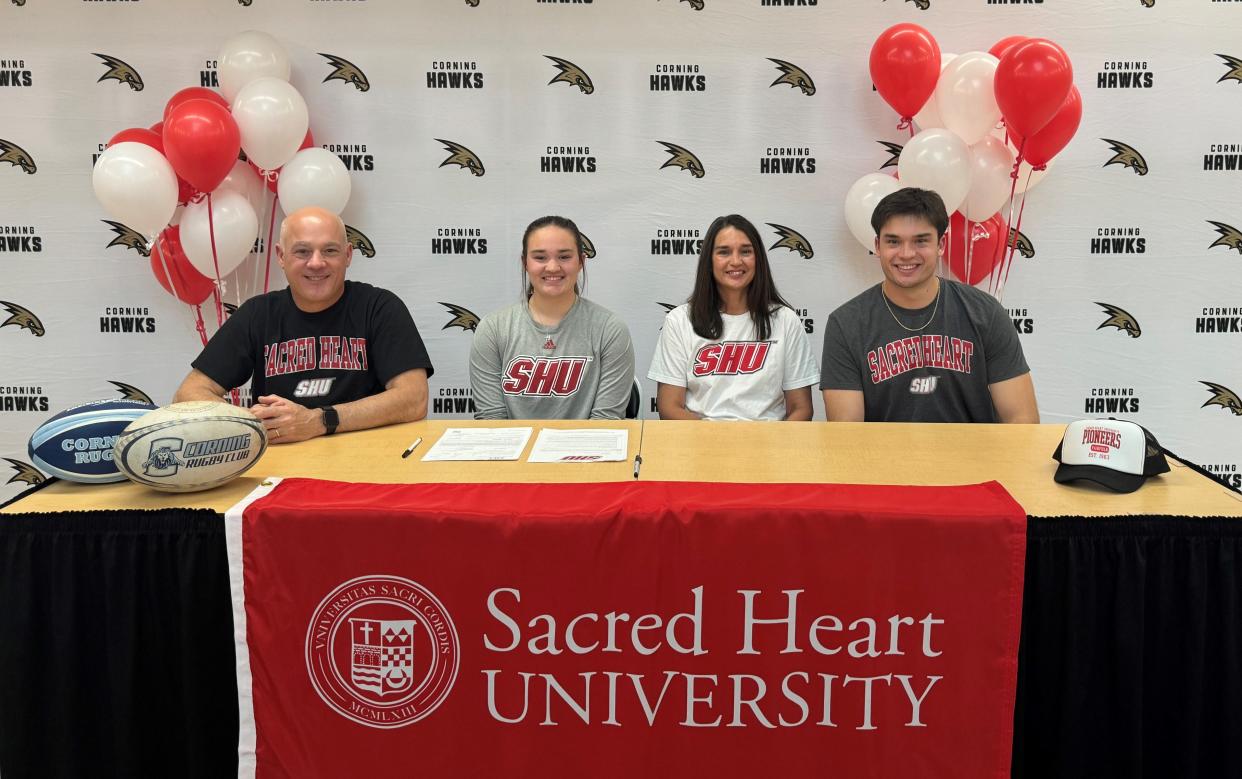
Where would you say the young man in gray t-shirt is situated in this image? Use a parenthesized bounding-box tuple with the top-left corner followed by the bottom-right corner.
(820, 188, 1038, 423)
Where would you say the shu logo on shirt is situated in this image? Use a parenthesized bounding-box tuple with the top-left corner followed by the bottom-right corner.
(502, 356, 590, 396)
(692, 341, 772, 377)
(909, 376, 939, 395)
(294, 377, 337, 398)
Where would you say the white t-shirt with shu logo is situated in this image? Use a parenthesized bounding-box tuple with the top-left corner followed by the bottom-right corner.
(648, 304, 819, 420)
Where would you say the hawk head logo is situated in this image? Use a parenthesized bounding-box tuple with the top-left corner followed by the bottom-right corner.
(0, 138, 36, 174)
(545, 55, 594, 94)
(661, 0, 705, 8)
(345, 225, 376, 258)
(0, 300, 44, 336)
(465, 0, 479, 5)
(1140, 0, 1154, 7)
(93, 53, 143, 92)
(767, 223, 814, 259)
(435, 138, 485, 177)
(579, 232, 597, 259)
(1201, 381, 1242, 416)
(238, 0, 253, 5)
(1101, 138, 1148, 176)
(102, 220, 150, 257)
(319, 53, 370, 92)
(878, 140, 903, 169)
(657, 302, 678, 313)
(1008, 228, 1035, 259)
(110, 381, 154, 405)
(440, 302, 480, 332)
(1218, 54, 1242, 85)
(12, 0, 27, 6)
(222, 302, 239, 316)
(884, 0, 931, 9)
(1207, 220, 1242, 255)
(767, 58, 816, 96)
(658, 141, 705, 178)
(4, 458, 45, 487)
(1095, 302, 1141, 338)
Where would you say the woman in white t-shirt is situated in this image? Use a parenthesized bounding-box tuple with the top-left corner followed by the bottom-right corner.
(648, 214, 819, 420)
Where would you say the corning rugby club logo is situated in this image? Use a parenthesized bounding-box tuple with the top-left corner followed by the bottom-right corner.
(545, 56, 594, 94)
(307, 575, 459, 729)
(4, 458, 45, 487)
(1101, 139, 1148, 176)
(102, 220, 150, 257)
(142, 438, 186, 477)
(658, 141, 705, 178)
(0, 300, 44, 336)
(94, 53, 143, 92)
(440, 302, 480, 332)
(768, 58, 815, 96)
(1008, 228, 1035, 259)
(878, 140, 902, 169)
(436, 139, 485, 177)
(0, 139, 36, 174)
(320, 53, 370, 92)
(767, 223, 813, 259)
(345, 225, 376, 258)
(1207, 221, 1242, 255)
(1095, 302, 1142, 338)
(110, 380, 154, 404)
(1201, 381, 1242, 416)
(579, 232, 597, 259)
(1218, 54, 1242, 85)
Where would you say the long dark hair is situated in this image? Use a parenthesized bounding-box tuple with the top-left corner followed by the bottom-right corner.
(688, 214, 790, 341)
(520, 215, 586, 298)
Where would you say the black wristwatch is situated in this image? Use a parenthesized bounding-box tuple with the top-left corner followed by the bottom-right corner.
(321, 405, 339, 436)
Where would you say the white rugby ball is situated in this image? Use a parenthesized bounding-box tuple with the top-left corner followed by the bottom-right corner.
(113, 401, 268, 492)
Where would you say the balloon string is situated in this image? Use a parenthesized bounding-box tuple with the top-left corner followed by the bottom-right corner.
(897, 116, 912, 133)
(997, 167, 1035, 300)
(252, 175, 272, 299)
(192, 304, 208, 348)
(965, 218, 974, 286)
(264, 193, 279, 294)
(150, 231, 181, 306)
(993, 141, 1025, 296)
(206, 191, 224, 329)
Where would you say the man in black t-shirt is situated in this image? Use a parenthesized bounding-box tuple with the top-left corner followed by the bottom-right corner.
(820, 188, 1038, 423)
(173, 207, 434, 443)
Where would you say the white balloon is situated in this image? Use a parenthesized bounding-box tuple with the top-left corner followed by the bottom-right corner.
(218, 30, 291, 103)
(180, 189, 259, 279)
(843, 172, 901, 253)
(914, 53, 957, 131)
(936, 51, 1001, 145)
(898, 128, 972, 213)
(217, 160, 267, 215)
(232, 77, 309, 171)
(963, 135, 1016, 222)
(91, 142, 179, 237)
(277, 148, 352, 214)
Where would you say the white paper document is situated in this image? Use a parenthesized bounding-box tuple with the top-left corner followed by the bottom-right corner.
(527, 428, 629, 463)
(421, 427, 533, 461)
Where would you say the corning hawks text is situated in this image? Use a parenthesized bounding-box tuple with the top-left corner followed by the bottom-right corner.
(0, 59, 32, 87)
(1205, 144, 1242, 171)
(1091, 228, 1145, 254)
(652, 228, 702, 256)
(542, 146, 596, 173)
(761, 147, 816, 175)
(1197, 306, 1242, 333)
(1085, 388, 1139, 414)
(427, 61, 483, 89)
(1097, 62, 1152, 89)
(0, 225, 40, 252)
(324, 144, 373, 172)
(650, 64, 705, 92)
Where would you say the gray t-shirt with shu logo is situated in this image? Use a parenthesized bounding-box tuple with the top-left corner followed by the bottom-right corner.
(819, 279, 1029, 422)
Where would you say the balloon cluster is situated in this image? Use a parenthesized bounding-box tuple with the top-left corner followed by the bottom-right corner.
(848, 25, 1079, 293)
(91, 31, 352, 311)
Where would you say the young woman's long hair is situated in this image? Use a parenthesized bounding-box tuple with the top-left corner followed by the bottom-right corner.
(520, 215, 587, 299)
(688, 214, 790, 341)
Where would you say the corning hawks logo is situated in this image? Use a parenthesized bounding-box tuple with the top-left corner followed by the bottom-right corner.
(4, 458, 45, 487)
(1008, 228, 1035, 259)
(93, 53, 143, 92)
(579, 232, 597, 259)
(1140, 0, 1154, 6)
(435, 139, 485, 176)
(545, 56, 594, 94)
(884, 0, 931, 10)
(768, 59, 815, 96)
(1095, 302, 1142, 338)
(0, 139, 36, 174)
(767, 224, 813, 259)
(223, 302, 239, 316)
(878, 140, 903, 169)
(102, 220, 150, 257)
(345, 225, 376, 258)
(1218, 54, 1242, 85)
(1101, 139, 1148, 176)
(657, 302, 677, 313)
(238, 0, 253, 6)
(320, 53, 370, 92)
(0, 300, 44, 336)
(1207, 221, 1242, 255)
(465, 0, 479, 5)
(1201, 381, 1242, 416)
(658, 141, 705, 178)
(110, 381, 154, 405)
(440, 302, 480, 333)
(661, 0, 706, 9)
(11, 0, 27, 6)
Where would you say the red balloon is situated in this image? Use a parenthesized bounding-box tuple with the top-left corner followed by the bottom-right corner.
(989, 35, 1028, 61)
(163, 87, 230, 122)
(108, 127, 163, 152)
(994, 38, 1074, 140)
(151, 225, 216, 305)
(251, 128, 315, 192)
(1008, 85, 1082, 168)
(869, 23, 941, 121)
(945, 211, 1008, 286)
(162, 98, 241, 193)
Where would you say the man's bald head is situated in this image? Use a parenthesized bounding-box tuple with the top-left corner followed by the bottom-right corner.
(279, 206, 346, 249)
(276, 206, 353, 313)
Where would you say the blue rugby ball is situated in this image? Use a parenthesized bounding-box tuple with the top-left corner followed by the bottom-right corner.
(27, 399, 158, 483)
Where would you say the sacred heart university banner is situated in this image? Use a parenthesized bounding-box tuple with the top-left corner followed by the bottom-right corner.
(225, 479, 1026, 779)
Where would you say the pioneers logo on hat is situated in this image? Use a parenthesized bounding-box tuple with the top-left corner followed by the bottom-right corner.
(1052, 419, 1170, 493)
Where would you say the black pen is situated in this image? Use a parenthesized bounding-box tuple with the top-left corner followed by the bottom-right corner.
(632, 454, 642, 479)
(401, 437, 423, 459)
